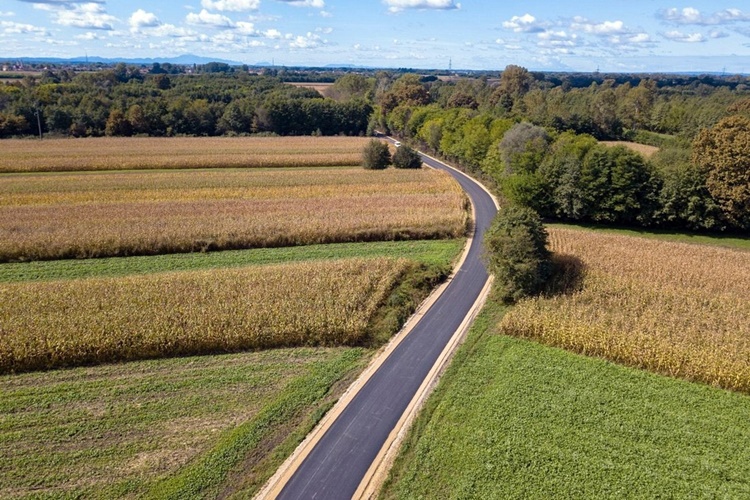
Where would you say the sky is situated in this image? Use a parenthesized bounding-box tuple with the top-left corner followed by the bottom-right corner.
(2, 0, 750, 72)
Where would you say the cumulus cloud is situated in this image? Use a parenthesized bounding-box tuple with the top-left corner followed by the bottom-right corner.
(384, 0, 460, 13)
(503, 13, 545, 33)
(1, 20, 48, 35)
(129, 9, 160, 30)
(570, 16, 628, 35)
(43, 3, 117, 30)
(277, 0, 326, 8)
(186, 9, 234, 28)
(658, 7, 750, 25)
(201, 0, 261, 12)
(289, 31, 323, 48)
(662, 30, 706, 42)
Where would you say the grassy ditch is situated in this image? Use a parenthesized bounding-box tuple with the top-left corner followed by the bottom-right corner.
(381, 299, 750, 498)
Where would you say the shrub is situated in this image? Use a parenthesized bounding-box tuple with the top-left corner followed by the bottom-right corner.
(392, 144, 423, 169)
(362, 139, 391, 170)
(483, 205, 551, 303)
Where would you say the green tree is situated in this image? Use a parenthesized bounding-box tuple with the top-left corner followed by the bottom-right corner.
(692, 115, 750, 229)
(362, 139, 391, 170)
(392, 144, 422, 169)
(484, 205, 551, 303)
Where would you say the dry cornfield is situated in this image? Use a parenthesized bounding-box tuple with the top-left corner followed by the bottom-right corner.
(500, 227, 750, 393)
(0, 258, 408, 374)
(0, 136, 370, 173)
(0, 168, 468, 262)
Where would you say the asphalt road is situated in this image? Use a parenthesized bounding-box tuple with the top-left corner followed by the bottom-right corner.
(276, 150, 498, 500)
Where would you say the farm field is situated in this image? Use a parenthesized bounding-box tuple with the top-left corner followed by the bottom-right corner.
(0, 136, 370, 172)
(600, 140, 659, 157)
(502, 227, 750, 393)
(0, 135, 470, 498)
(0, 347, 367, 499)
(0, 167, 467, 262)
(381, 306, 750, 499)
(381, 229, 750, 498)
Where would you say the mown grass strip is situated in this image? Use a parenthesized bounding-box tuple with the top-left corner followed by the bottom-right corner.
(381, 299, 750, 499)
(145, 349, 366, 500)
(0, 348, 365, 499)
(547, 222, 750, 250)
(0, 239, 463, 283)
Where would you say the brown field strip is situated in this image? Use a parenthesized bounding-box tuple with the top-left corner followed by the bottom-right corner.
(600, 140, 659, 157)
(500, 227, 750, 393)
(0, 168, 468, 262)
(0, 258, 407, 374)
(0, 136, 370, 173)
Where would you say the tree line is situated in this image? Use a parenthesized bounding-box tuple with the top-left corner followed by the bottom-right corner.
(372, 66, 750, 233)
(0, 64, 371, 138)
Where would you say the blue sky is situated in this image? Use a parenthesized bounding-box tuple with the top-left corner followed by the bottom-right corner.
(2, 0, 750, 72)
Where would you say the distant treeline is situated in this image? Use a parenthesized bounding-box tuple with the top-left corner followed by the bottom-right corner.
(0, 64, 371, 138)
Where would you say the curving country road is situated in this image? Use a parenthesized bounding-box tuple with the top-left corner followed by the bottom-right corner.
(273, 145, 498, 499)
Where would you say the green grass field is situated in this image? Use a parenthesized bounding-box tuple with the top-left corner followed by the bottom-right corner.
(0, 347, 366, 499)
(0, 239, 463, 283)
(381, 300, 750, 499)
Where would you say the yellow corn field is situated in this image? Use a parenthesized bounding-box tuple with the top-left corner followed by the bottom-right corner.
(0, 136, 370, 173)
(0, 258, 408, 374)
(0, 168, 468, 262)
(500, 227, 750, 393)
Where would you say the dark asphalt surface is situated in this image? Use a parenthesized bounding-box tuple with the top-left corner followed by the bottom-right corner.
(277, 150, 497, 500)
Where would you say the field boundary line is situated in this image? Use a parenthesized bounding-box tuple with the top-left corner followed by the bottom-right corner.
(254, 171, 478, 500)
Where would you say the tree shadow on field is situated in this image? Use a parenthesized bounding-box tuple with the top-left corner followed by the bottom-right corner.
(544, 253, 586, 297)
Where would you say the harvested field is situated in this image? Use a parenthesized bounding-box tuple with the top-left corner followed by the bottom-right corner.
(600, 140, 659, 158)
(0, 136, 369, 173)
(500, 227, 750, 393)
(0, 258, 408, 374)
(0, 168, 468, 262)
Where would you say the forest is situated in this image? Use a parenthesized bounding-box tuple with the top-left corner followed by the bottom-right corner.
(1, 63, 749, 232)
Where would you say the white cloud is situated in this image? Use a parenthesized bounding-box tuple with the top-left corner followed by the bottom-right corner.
(186, 9, 234, 27)
(658, 7, 750, 25)
(235, 21, 257, 35)
(384, 0, 460, 13)
(264, 28, 282, 38)
(277, 0, 326, 8)
(74, 30, 103, 40)
(34, 2, 117, 30)
(503, 13, 544, 33)
(289, 31, 323, 48)
(129, 9, 160, 30)
(0, 11, 15, 17)
(662, 30, 706, 43)
(1, 20, 48, 35)
(570, 17, 627, 35)
(201, 0, 261, 12)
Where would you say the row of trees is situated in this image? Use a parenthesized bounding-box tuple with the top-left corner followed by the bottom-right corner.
(375, 69, 749, 232)
(0, 70, 371, 138)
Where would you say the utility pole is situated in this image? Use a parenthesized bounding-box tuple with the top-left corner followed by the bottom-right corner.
(34, 107, 42, 140)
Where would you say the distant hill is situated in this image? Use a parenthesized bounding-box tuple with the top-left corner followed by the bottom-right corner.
(3, 54, 244, 66)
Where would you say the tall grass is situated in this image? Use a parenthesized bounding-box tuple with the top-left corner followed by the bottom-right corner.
(0, 168, 468, 262)
(500, 227, 750, 393)
(0, 258, 408, 374)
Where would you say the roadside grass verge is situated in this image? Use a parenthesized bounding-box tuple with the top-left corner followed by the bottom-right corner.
(381, 298, 750, 499)
(0, 347, 367, 499)
(0, 239, 463, 283)
(547, 222, 750, 251)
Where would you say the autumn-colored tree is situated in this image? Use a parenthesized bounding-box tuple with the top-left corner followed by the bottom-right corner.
(692, 115, 750, 228)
